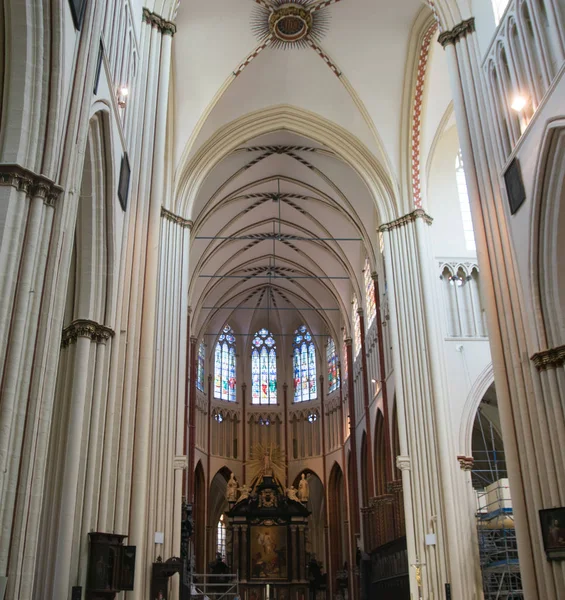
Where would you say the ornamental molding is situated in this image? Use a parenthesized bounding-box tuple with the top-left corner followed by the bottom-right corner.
(437, 18, 475, 48)
(386, 479, 403, 494)
(531, 345, 565, 371)
(161, 207, 193, 228)
(369, 494, 394, 508)
(457, 455, 474, 471)
(61, 319, 115, 348)
(396, 455, 411, 471)
(0, 163, 63, 206)
(142, 8, 177, 36)
(379, 209, 433, 232)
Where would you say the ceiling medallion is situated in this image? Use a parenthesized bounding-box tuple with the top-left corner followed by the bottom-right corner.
(252, 0, 332, 50)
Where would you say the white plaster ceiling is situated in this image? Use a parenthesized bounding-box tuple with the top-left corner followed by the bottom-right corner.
(172, 0, 436, 347)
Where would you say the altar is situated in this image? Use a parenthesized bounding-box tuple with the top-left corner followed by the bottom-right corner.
(226, 446, 311, 600)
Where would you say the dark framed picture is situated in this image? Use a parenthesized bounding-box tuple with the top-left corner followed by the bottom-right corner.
(68, 0, 87, 30)
(93, 40, 104, 95)
(118, 153, 131, 212)
(250, 526, 288, 579)
(504, 157, 526, 215)
(540, 507, 565, 560)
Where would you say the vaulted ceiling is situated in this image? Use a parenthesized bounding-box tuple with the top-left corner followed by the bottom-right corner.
(171, 0, 437, 347)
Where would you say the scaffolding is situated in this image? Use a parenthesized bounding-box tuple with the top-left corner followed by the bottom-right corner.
(473, 411, 523, 600)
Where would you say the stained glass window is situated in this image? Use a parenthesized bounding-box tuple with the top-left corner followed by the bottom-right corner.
(214, 325, 236, 402)
(217, 514, 226, 559)
(353, 295, 361, 358)
(196, 342, 205, 392)
(364, 258, 376, 328)
(293, 325, 317, 402)
(251, 328, 277, 404)
(327, 337, 340, 393)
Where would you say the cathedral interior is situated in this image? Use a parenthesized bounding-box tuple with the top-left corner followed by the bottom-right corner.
(0, 1, 564, 599)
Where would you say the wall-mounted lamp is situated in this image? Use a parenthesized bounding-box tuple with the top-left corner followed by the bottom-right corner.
(117, 86, 129, 108)
(511, 94, 527, 112)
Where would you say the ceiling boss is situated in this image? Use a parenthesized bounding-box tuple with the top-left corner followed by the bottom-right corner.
(252, 0, 340, 49)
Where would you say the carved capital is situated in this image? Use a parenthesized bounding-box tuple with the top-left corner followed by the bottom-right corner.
(396, 455, 411, 471)
(161, 206, 193, 228)
(0, 164, 63, 205)
(344, 337, 352, 347)
(142, 8, 177, 36)
(379, 209, 433, 233)
(438, 18, 475, 48)
(61, 319, 115, 348)
(174, 455, 188, 470)
(531, 345, 565, 371)
(457, 455, 475, 471)
(369, 494, 394, 508)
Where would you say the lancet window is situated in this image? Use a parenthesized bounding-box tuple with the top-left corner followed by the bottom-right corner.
(456, 150, 476, 252)
(251, 328, 277, 405)
(364, 258, 376, 328)
(352, 295, 361, 358)
(196, 342, 205, 392)
(327, 337, 340, 394)
(217, 514, 226, 559)
(214, 325, 236, 402)
(293, 325, 317, 403)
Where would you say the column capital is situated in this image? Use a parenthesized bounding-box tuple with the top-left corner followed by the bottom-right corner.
(371, 271, 379, 281)
(344, 337, 352, 347)
(379, 209, 433, 232)
(61, 319, 115, 348)
(531, 345, 565, 371)
(142, 8, 177, 36)
(0, 163, 63, 206)
(437, 18, 475, 48)
(190, 336, 198, 344)
(161, 206, 193, 228)
(457, 455, 474, 471)
(396, 455, 411, 471)
(173, 455, 188, 470)
(356, 308, 364, 317)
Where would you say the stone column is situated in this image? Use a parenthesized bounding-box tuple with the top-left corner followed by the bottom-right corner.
(291, 525, 298, 582)
(241, 525, 248, 582)
(233, 525, 241, 576)
(439, 16, 562, 598)
(298, 525, 306, 581)
(380, 210, 448, 600)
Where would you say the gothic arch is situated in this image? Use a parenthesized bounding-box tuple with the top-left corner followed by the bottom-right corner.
(374, 410, 387, 495)
(360, 431, 370, 507)
(175, 105, 398, 224)
(328, 462, 347, 594)
(531, 121, 565, 349)
(194, 461, 206, 574)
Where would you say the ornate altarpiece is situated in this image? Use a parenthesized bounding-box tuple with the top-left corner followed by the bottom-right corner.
(227, 469, 310, 600)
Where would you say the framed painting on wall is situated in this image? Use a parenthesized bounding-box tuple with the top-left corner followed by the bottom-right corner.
(250, 526, 288, 579)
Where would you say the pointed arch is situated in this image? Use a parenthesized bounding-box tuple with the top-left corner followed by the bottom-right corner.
(293, 325, 317, 402)
(214, 324, 236, 401)
(251, 328, 277, 404)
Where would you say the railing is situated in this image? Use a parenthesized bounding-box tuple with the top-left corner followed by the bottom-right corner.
(482, 0, 565, 165)
(191, 572, 239, 600)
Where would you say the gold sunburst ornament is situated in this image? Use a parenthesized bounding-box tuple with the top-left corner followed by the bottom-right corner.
(247, 443, 286, 485)
(252, 0, 337, 50)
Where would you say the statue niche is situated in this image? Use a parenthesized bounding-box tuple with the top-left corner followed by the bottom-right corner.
(227, 444, 312, 600)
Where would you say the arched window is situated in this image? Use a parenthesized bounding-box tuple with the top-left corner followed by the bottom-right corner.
(196, 342, 205, 392)
(217, 514, 226, 559)
(214, 325, 236, 402)
(251, 328, 277, 404)
(293, 325, 317, 402)
(352, 295, 361, 358)
(327, 337, 340, 393)
(456, 150, 476, 252)
(364, 258, 376, 328)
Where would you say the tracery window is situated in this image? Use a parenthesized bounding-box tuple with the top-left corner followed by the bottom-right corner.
(217, 514, 226, 559)
(352, 295, 361, 358)
(196, 342, 205, 392)
(456, 150, 476, 252)
(364, 258, 376, 328)
(251, 328, 277, 405)
(327, 337, 340, 394)
(293, 325, 317, 403)
(214, 325, 236, 402)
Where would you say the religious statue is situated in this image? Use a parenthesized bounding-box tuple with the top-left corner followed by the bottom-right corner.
(237, 484, 251, 503)
(227, 473, 238, 502)
(262, 449, 273, 476)
(298, 472, 309, 502)
(286, 486, 299, 502)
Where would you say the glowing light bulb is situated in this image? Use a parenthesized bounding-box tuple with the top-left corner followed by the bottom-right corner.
(511, 95, 527, 112)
